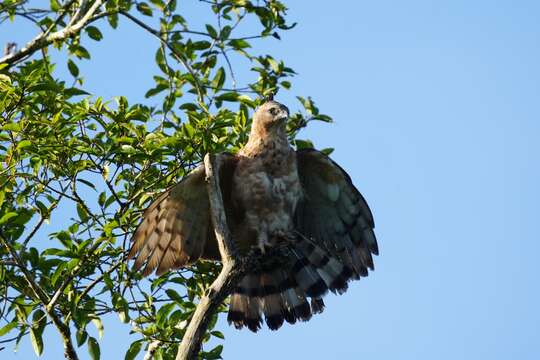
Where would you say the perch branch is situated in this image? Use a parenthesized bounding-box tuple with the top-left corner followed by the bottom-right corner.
(175, 154, 246, 360)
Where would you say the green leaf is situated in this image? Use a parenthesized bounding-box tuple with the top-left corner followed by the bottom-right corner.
(312, 114, 333, 122)
(50, 262, 67, 286)
(210, 67, 225, 91)
(102, 165, 110, 181)
(321, 147, 334, 155)
(267, 57, 280, 73)
(88, 337, 100, 360)
(77, 179, 96, 190)
(156, 303, 175, 327)
(205, 344, 223, 360)
(73, 45, 91, 59)
(12, 209, 34, 225)
(108, 13, 118, 28)
(120, 145, 136, 154)
(98, 192, 106, 207)
(115, 297, 130, 323)
(228, 39, 251, 49)
(165, 289, 184, 304)
(145, 84, 168, 98)
(205, 24, 218, 38)
(0, 212, 17, 225)
(76, 203, 89, 222)
(92, 318, 104, 339)
(216, 92, 238, 102)
(30, 327, 44, 356)
(211, 330, 224, 339)
(295, 139, 314, 150)
(0, 321, 17, 336)
(85, 26, 103, 41)
(124, 340, 143, 360)
(28, 82, 60, 93)
(16, 140, 32, 150)
(76, 328, 88, 347)
(67, 59, 79, 77)
(1, 123, 21, 131)
(50, 0, 60, 11)
(220, 25, 232, 40)
(136, 2, 153, 16)
(191, 41, 211, 51)
(64, 87, 90, 98)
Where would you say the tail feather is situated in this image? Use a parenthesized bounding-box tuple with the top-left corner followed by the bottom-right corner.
(311, 297, 325, 314)
(296, 237, 351, 294)
(281, 288, 300, 324)
(260, 272, 285, 330)
(228, 274, 264, 331)
(291, 248, 328, 298)
(227, 293, 247, 329)
(293, 287, 312, 322)
(227, 235, 357, 332)
(244, 296, 263, 332)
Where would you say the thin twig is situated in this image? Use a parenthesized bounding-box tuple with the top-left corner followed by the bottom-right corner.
(75, 259, 123, 305)
(118, 10, 208, 110)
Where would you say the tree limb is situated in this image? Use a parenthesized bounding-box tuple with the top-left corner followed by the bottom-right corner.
(175, 153, 245, 360)
(0, 0, 104, 67)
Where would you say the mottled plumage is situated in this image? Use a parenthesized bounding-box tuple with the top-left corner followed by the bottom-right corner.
(128, 100, 378, 332)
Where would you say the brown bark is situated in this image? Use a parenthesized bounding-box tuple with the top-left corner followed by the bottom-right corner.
(175, 153, 247, 360)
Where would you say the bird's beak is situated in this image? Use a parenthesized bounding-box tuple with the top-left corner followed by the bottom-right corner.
(277, 108, 289, 123)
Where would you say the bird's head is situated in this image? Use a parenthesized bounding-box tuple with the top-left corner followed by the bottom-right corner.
(253, 100, 290, 132)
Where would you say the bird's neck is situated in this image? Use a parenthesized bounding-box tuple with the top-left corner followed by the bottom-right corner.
(242, 124, 288, 157)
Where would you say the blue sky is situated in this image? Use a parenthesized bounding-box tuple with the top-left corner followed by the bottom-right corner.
(2, 1, 540, 359)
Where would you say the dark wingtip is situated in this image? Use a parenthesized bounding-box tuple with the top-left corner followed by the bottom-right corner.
(358, 266, 369, 277)
(371, 240, 380, 256)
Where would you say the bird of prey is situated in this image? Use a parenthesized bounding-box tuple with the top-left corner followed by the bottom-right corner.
(128, 99, 378, 332)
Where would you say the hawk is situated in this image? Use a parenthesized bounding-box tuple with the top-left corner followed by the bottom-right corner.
(128, 100, 378, 332)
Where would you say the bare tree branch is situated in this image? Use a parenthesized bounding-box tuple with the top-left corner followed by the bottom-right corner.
(0, 0, 104, 67)
(175, 153, 245, 360)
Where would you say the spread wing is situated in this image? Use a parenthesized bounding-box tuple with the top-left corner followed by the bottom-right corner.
(128, 154, 237, 276)
(295, 149, 378, 279)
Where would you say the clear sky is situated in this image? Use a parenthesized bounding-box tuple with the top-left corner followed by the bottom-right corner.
(2, 1, 540, 359)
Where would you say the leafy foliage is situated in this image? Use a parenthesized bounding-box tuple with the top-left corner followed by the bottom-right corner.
(0, 0, 332, 359)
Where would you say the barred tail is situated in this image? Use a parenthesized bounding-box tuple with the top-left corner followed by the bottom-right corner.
(227, 236, 354, 332)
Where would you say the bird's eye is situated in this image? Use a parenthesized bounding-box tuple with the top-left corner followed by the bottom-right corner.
(269, 107, 278, 116)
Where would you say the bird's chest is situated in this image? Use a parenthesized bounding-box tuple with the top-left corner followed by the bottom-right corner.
(234, 149, 302, 212)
